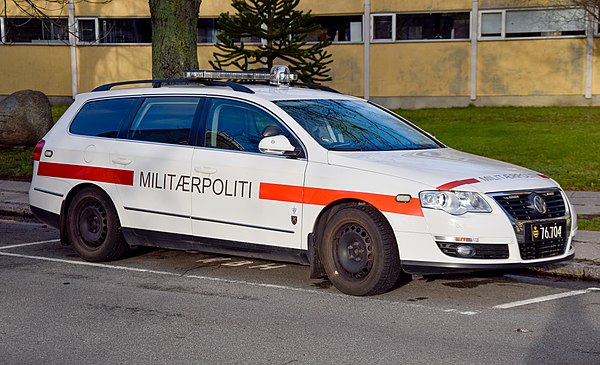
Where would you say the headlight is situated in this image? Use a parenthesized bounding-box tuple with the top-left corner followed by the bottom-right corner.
(419, 191, 492, 215)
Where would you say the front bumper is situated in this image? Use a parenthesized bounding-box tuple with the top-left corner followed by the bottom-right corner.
(401, 252, 575, 275)
(388, 187, 577, 275)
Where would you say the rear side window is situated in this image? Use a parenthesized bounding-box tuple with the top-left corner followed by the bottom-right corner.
(128, 97, 201, 145)
(70, 98, 137, 138)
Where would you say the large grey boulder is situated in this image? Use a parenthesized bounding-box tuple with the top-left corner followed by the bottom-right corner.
(0, 90, 53, 146)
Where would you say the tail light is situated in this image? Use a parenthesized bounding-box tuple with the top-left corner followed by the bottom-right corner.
(33, 139, 45, 161)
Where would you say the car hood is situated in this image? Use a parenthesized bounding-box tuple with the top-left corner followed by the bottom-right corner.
(327, 148, 559, 193)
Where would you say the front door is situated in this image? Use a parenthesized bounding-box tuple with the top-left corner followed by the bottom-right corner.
(191, 97, 307, 251)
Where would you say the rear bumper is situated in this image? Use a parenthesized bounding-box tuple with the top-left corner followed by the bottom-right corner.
(30, 205, 60, 229)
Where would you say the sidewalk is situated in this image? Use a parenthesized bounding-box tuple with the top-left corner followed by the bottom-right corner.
(1, 180, 599, 281)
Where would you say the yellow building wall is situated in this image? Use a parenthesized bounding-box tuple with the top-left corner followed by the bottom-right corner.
(592, 39, 600, 95)
(2, 1, 68, 17)
(326, 44, 364, 96)
(77, 46, 152, 92)
(373, 0, 472, 12)
(297, 1, 363, 15)
(370, 42, 471, 97)
(75, 1, 150, 17)
(477, 39, 585, 96)
(0, 46, 71, 96)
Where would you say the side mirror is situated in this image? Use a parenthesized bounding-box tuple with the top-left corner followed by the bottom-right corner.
(259, 135, 299, 157)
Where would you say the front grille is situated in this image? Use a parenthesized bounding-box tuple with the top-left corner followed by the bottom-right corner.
(519, 237, 568, 260)
(491, 189, 566, 221)
(436, 242, 509, 259)
(489, 188, 570, 261)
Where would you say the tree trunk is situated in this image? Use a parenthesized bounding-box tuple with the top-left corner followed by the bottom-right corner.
(149, 0, 202, 79)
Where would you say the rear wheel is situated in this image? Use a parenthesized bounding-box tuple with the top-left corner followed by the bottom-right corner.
(67, 187, 128, 262)
(320, 205, 401, 296)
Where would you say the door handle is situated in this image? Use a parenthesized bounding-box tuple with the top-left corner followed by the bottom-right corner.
(194, 166, 217, 174)
(112, 158, 132, 166)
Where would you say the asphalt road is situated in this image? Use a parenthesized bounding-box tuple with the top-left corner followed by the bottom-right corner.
(0, 220, 599, 365)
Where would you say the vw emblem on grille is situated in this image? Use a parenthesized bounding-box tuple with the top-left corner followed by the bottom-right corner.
(532, 194, 548, 215)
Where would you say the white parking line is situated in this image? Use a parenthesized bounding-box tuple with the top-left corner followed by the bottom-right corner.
(0, 250, 321, 293)
(493, 287, 600, 309)
(0, 239, 59, 250)
(0, 250, 481, 316)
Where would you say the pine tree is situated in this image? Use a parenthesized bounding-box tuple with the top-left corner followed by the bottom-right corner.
(209, 0, 332, 83)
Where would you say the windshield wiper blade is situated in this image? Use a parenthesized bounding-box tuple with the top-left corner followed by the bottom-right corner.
(329, 147, 363, 151)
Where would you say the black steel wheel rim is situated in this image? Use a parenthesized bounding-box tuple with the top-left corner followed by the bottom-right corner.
(77, 200, 107, 248)
(333, 222, 373, 279)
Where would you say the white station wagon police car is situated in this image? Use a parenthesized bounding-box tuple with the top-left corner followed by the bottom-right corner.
(29, 66, 576, 296)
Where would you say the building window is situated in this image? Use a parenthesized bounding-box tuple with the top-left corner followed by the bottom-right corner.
(372, 14, 393, 40)
(198, 18, 217, 43)
(4, 17, 68, 43)
(311, 16, 363, 42)
(373, 12, 470, 41)
(480, 8, 586, 39)
(396, 13, 470, 40)
(99, 18, 151, 43)
(77, 18, 98, 42)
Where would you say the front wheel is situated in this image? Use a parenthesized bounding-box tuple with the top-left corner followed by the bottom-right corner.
(320, 205, 401, 296)
(66, 187, 128, 262)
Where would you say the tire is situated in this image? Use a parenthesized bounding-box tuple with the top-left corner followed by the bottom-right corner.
(67, 187, 128, 262)
(320, 205, 401, 296)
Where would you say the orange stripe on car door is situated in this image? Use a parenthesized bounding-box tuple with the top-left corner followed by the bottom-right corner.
(259, 182, 423, 217)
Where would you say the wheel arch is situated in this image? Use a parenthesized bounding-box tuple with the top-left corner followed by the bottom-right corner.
(59, 183, 116, 245)
(308, 198, 394, 279)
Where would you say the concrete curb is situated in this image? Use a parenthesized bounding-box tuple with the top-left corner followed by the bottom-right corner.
(526, 260, 600, 282)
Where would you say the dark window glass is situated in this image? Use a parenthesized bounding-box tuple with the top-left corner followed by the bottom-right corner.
(70, 98, 137, 138)
(78, 19, 96, 42)
(396, 13, 470, 40)
(310, 16, 363, 42)
(99, 18, 151, 43)
(5, 18, 68, 43)
(128, 97, 200, 145)
(373, 15, 393, 40)
(275, 99, 441, 151)
(205, 99, 291, 153)
(198, 18, 217, 43)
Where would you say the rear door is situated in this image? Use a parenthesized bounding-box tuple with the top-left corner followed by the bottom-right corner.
(110, 96, 204, 238)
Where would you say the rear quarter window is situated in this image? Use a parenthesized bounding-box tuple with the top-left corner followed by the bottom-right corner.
(69, 98, 138, 138)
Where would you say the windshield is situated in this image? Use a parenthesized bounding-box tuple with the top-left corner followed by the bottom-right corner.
(274, 99, 442, 151)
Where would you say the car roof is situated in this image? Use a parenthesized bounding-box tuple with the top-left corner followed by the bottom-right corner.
(76, 83, 360, 104)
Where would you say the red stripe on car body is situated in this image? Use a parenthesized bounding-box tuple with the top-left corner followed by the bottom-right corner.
(436, 178, 480, 191)
(37, 162, 134, 186)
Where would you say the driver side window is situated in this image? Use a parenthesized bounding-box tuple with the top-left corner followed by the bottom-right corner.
(204, 98, 284, 153)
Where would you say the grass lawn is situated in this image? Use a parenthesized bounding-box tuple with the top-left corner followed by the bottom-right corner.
(399, 106, 600, 191)
(578, 216, 600, 231)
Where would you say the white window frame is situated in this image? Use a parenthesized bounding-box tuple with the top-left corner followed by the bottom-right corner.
(479, 10, 505, 39)
(76, 17, 99, 44)
(371, 13, 395, 42)
(479, 7, 587, 40)
(0, 18, 5, 43)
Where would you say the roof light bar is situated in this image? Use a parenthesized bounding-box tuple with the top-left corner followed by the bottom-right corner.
(183, 65, 298, 86)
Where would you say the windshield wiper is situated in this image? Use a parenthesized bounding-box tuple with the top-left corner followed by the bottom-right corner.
(329, 147, 363, 151)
